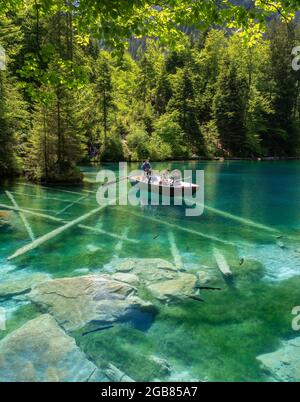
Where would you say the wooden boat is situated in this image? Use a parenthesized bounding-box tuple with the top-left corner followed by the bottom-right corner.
(128, 174, 199, 196)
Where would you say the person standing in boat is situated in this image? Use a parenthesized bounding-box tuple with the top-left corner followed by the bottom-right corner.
(141, 159, 152, 182)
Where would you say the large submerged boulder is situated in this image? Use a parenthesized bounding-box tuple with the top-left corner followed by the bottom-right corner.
(257, 337, 300, 382)
(105, 258, 200, 302)
(0, 314, 107, 382)
(105, 258, 178, 284)
(0, 272, 51, 298)
(111, 272, 140, 286)
(28, 274, 155, 331)
(146, 273, 198, 302)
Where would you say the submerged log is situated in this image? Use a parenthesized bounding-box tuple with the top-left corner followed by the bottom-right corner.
(11, 190, 97, 207)
(213, 248, 232, 277)
(79, 224, 138, 244)
(104, 363, 135, 382)
(0, 203, 62, 222)
(0, 203, 138, 245)
(17, 182, 85, 196)
(192, 200, 278, 234)
(168, 230, 183, 269)
(7, 201, 115, 260)
(55, 195, 90, 216)
(59, 183, 278, 235)
(112, 227, 130, 260)
(5, 191, 35, 241)
(127, 211, 236, 246)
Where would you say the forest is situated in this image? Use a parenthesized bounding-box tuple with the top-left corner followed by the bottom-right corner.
(1, 1, 300, 182)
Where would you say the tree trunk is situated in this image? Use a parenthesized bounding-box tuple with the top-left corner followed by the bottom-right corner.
(56, 88, 63, 174)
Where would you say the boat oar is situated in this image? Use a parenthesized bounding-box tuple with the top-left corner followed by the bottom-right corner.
(99, 176, 129, 188)
(174, 176, 191, 183)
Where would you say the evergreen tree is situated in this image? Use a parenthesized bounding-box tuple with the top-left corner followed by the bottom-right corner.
(94, 53, 113, 157)
(2, 1, 300, 177)
(167, 66, 201, 152)
(0, 69, 28, 178)
(264, 20, 299, 155)
(213, 59, 247, 155)
(154, 68, 172, 115)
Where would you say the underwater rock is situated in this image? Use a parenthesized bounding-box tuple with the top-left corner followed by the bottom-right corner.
(146, 273, 197, 302)
(257, 337, 300, 382)
(0, 272, 51, 298)
(28, 274, 155, 331)
(112, 258, 178, 285)
(112, 273, 140, 286)
(114, 259, 137, 272)
(197, 271, 213, 285)
(103, 363, 135, 382)
(234, 259, 265, 283)
(149, 355, 172, 376)
(114, 258, 176, 272)
(86, 244, 101, 253)
(0, 314, 107, 382)
(0, 210, 11, 227)
(105, 258, 200, 303)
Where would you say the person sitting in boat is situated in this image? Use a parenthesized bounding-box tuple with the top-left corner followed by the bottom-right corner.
(161, 169, 170, 185)
(141, 159, 152, 182)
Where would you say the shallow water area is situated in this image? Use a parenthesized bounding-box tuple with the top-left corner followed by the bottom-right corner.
(0, 160, 300, 382)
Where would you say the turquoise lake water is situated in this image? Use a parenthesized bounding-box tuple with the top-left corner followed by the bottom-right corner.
(0, 160, 300, 381)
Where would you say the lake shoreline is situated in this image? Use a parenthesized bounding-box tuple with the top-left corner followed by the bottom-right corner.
(89, 156, 300, 165)
(1, 157, 300, 186)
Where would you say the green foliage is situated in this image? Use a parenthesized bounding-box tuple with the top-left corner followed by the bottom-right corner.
(149, 113, 188, 160)
(1, 2, 300, 182)
(127, 124, 150, 161)
(24, 87, 85, 183)
(0, 71, 29, 178)
(101, 130, 124, 162)
(1, 2, 299, 51)
(167, 66, 201, 152)
(200, 120, 221, 158)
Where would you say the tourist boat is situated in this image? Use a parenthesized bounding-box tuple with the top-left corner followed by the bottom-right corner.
(128, 173, 199, 197)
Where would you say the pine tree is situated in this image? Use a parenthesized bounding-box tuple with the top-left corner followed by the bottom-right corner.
(213, 59, 247, 155)
(167, 66, 200, 152)
(94, 53, 113, 158)
(0, 69, 29, 178)
(264, 20, 299, 155)
(154, 68, 172, 115)
(25, 85, 85, 182)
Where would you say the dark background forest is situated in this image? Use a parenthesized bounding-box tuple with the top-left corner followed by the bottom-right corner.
(1, 2, 300, 182)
